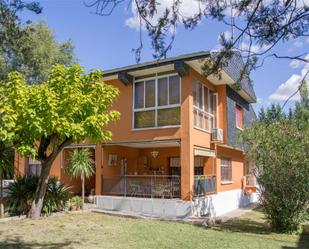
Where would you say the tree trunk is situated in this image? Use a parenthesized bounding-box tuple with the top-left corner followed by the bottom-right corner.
(0, 175, 4, 218)
(81, 175, 85, 210)
(28, 160, 53, 218)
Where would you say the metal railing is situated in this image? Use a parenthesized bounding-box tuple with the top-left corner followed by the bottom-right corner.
(102, 175, 181, 199)
(194, 175, 216, 196)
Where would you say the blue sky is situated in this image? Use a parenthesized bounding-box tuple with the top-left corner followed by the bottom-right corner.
(20, 0, 309, 112)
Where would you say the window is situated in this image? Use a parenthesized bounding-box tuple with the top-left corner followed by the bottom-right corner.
(236, 104, 243, 129)
(26, 158, 42, 177)
(193, 80, 217, 132)
(169, 157, 181, 176)
(221, 157, 232, 182)
(194, 156, 204, 175)
(133, 74, 181, 129)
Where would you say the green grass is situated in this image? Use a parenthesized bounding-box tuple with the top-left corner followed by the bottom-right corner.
(0, 208, 308, 249)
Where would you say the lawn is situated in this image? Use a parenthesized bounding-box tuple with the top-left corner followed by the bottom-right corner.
(0, 209, 308, 249)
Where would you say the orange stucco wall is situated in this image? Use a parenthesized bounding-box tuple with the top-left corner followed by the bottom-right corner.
(14, 64, 247, 200)
(216, 146, 245, 192)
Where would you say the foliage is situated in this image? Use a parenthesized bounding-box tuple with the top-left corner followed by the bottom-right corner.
(0, 64, 119, 157)
(86, 0, 309, 83)
(42, 177, 70, 215)
(5, 175, 37, 215)
(240, 81, 309, 233)
(66, 149, 95, 209)
(6, 176, 70, 215)
(66, 149, 95, 179)
(0, 64, 119, 217)
(68, 196, 82, 208)
(0, 141, 14, 179)
(0, 20, 75, 84)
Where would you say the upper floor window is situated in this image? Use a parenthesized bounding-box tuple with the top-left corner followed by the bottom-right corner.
(133, 74, 181, 129)
(193, 80, 217, 132)
(236, 104, 243, 129)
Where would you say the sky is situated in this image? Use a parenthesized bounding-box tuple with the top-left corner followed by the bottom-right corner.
(19, 0, 309, 113)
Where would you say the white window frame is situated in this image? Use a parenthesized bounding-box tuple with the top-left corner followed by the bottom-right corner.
(193, 80, 217, 132)
(132, 73, 181, 130)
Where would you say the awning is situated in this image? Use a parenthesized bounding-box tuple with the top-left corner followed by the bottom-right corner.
(194, 146, 216, 157)
(103, 139, 181, 148)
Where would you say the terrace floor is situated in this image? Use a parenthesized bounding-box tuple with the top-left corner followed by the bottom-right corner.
(0, 208, 308, 249)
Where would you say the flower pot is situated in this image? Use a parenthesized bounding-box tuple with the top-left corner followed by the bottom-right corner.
(88, 195, 94, 204)
(70, 205, 78, 211)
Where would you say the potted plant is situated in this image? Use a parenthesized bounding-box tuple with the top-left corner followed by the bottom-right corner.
(68, 196, 82, 211)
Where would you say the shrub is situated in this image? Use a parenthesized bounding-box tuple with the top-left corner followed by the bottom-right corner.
(42, 177, 71, 214)
(5, 176, 37, 215)
(240, 102, 309, 233)
(6, 176, 70, 215)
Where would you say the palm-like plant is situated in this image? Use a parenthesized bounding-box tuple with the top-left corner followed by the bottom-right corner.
(66, 149, 95, 210)
(0, 141, 14, 218)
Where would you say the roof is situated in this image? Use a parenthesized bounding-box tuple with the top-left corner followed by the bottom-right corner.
(102, 51, 256, 103)
(103, 51, 211, 76)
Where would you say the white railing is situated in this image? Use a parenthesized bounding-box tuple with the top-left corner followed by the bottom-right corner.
(193, 107, 214, 132)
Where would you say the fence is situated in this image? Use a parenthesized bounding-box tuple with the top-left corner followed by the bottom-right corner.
(194, 175, 216, 196)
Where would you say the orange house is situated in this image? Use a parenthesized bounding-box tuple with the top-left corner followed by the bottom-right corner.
(15, 51, 258, 218)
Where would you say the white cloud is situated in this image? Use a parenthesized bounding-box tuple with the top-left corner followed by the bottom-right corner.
(289, 59, 303, 69)
(239, 42, 270, 54)
(218, 30, 232, 41)
(269, 54, 309, 101)
(125, 0, 206, 30)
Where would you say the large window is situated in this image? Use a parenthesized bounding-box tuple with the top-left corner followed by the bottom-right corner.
(193, 80, 217, 132)
(133, 74, 181, 129)
(221, 157, 232, 183)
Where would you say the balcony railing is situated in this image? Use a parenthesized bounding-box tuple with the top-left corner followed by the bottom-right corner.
(194, 175, 216, 196)
(102, 175, 181, 199)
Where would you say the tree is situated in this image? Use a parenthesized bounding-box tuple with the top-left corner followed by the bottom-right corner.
(0, 141, 14, 218)
(0, 64, 120, 218)
(66, 149, 95, 210)
(85, 0, 309, 85)
(0, 0, 42, 77)
(240, 84, 309, 233)
(1, 20, 75, 84)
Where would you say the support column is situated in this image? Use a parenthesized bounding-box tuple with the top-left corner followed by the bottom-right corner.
(180, 72, 194, 200)
(95, 144, 102, 195)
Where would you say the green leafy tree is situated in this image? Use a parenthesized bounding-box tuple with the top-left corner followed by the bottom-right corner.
(0, 141, 14, 218)
(0, 64, 119, 218)
(66, 149, 95, 210)
(1, 21, 75, 84)
(240, 83, 309, 233)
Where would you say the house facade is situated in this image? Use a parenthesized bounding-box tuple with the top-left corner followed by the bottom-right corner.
(15, 51, 258, 218)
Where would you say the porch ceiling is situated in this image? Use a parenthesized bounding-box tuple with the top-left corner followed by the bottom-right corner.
(102, 139, 181, 148)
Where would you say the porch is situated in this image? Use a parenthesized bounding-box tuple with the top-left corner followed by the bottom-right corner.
(99, 140, 217, 199)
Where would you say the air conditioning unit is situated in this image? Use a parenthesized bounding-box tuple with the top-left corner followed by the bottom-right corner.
(211, 128, 223, 142)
